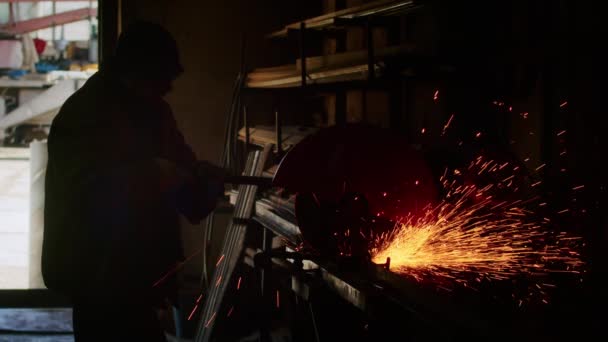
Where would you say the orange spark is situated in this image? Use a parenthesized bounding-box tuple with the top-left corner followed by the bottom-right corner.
(187, 304, 200, 321)
(557, 130, 567, 136)
(205, 312, 217, 328)
(475, 132, 482, 138)
(572, 185, 585, 191)
(442, 114, 455, 134)
(227, 306, 234, 317)
(237, 276, 242, 290)
(560, 101, 568, 108)
(216, 254, 225, 267)
(216, 275, 222, 287)
(153, 247, 203, 287)
(421, 128, 426, 134)
(370, 174, 583, 287)
(433, 90, 439, 101)
(535, 163, 546, 171)
(276, 290, 280, 308)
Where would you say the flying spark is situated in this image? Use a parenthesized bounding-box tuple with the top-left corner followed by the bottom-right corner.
(560, 101, 568, 108)
(370, 164, 583, 294)
(153, 247, 203, 287)
(205, 312, 217, 328)
(442, 114, 455, 135)
(216, 254, 225, 266)
(187, 294, 204, 321)
(276, 290, 280, 308)
(433, 90, 439, 101)
(188, 304, 200, 321)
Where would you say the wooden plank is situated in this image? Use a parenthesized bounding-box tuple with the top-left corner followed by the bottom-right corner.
(296, 43, 416, 71)
(247, 63, 382, 88)
(237, 125, 318, 149)
(268, 0, 417, 38)
(246, 65, 297, 81)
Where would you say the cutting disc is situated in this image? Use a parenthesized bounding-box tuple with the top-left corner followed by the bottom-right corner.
(273, 124, 439, 257)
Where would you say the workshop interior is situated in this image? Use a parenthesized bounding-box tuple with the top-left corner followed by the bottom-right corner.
(1, 0, 607, 341)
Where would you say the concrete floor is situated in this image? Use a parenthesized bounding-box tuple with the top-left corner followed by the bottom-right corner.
(0, 148, 30, 289)
(0, 308, 73, 341)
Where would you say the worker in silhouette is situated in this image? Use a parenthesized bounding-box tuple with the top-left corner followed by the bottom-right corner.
(42, 22, 224, 341)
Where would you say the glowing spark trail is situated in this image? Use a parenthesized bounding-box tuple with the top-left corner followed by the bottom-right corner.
(153, 247, 203, 287)
(216, 254, 225, 266)
(370, 165, 583, 289)
(205, 312, 217, 328)
(442, 114, 455, 135)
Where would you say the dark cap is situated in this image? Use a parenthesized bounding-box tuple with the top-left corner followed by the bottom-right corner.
(113, 21, 184, 80)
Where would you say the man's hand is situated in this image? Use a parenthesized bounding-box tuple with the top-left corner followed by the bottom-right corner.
(195, 160, 227, 201)
(195, 161, 227, 183)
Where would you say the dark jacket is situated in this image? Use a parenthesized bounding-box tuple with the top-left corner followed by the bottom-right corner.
(42, 71, 207, 297)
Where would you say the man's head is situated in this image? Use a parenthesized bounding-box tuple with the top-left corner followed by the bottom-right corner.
(111, 21, 183, 98)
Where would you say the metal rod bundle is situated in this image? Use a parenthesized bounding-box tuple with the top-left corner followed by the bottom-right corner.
(196, 145, 272, 342)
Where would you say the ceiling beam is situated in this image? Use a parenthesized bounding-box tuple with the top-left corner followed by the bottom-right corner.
(0, 7, 97, 34)
(0, 1, 93, 3)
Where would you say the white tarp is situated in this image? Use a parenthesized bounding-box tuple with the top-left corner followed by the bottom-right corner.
(0, 78, 86, 130)
(0, 40, 23, 69)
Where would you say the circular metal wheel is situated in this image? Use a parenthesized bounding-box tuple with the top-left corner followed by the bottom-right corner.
(274, 124, 439, 258)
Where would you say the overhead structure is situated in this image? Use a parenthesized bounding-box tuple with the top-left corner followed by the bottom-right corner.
(0, 7, 97, 35)
(0, 78, 87, 134)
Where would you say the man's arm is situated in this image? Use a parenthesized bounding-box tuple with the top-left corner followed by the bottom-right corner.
(157, 103, 224, 223)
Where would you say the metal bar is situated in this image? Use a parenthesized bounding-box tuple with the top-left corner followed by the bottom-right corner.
(300, 22, 307, 87)
(52, 0, 56, 42)
(367, 20, 375, 80)
(196, 145, 272, 342)
(267, 0, 419, 38)
(243, 106, 250, 150)
(275, 109, 283, 155)
(224, 175, 273, 188)
(8, 2, 14, 26)
(0, 1, 92, 3)
(0, 7, 98, 35)
(259, 225, 274, 342)
(309, 302, 321, 342)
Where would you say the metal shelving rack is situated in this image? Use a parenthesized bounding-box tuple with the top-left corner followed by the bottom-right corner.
(196, 1, 460, 341)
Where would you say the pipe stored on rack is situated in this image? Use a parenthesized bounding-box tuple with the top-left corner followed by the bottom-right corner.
(224, 175, 274, 188)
